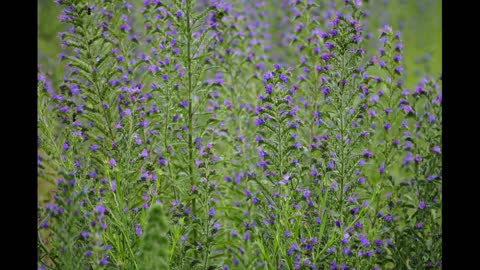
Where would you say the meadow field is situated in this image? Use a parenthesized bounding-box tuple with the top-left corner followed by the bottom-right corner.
(38, 0, 441, 269)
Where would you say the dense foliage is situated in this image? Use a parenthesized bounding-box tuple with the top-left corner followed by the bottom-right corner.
(37, 0, 442, 269)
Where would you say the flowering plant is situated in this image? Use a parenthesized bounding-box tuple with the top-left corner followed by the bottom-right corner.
(38, 0, 441, 269)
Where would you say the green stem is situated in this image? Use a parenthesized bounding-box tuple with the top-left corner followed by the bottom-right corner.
(185, 0, 197, 245)
(338, 48, 348, 233)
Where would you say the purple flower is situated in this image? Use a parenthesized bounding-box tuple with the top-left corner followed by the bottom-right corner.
(358, 159, 365, 166)
(141, 149, 148, 158)
(324, 41, 334, 50)
(179, 100, 188, 107)
(382, 24, 392, 33)
(265, 83, 273, 94)
(244, 231, 250, 241)
(88, 171, 97, 178)
(395, 42, 403, 51)
(303, 189, 310, 199)
(358, 233, 370, 246)
(147, 65, 157, 73)
(135, 223, 143, 236)
(254, 118, 263, 126)
(353, 34, 361, 43)
(403, 105, 414, 114)
(63, 141, 69, 151)
(327, 160, 334, 170)
(321, 86, 330, 95)
(95, 204, 106, 214)
(362, 149, 373, 158)
(109, 158, 116, 167)
(394, 66, 404, 74)
(209, 208, 215, 216)
(418, 201, 426, 210)
(320, 53, 331, 61)
(263, 71, 273, 82)
(120, 23, 131, 31)
(353, 220, 362, 228)
(40, 221, 48, 228)
(379, 161, 385, 174)
(357, 176, 366, 183)
(176, 11, 183, 18)
(230, 230, 238, 237)
(98, 254, 108, 265)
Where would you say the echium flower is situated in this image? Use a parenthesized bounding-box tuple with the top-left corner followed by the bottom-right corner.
(142, 0, 238, 267)
(285, 2, 393, 267)
(387, 74, 442, 267)
(39, 0, 442, 269)
(252, 65, 301, 186)
(39, 1, 163, 269)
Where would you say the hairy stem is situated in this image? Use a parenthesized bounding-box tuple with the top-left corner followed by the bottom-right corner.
(185, 0, 197, 244)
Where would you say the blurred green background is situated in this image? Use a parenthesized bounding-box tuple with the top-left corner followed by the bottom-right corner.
(38, 0, 62, 74)
(367, 0, 442, 85)
(37, 0, 441, 200)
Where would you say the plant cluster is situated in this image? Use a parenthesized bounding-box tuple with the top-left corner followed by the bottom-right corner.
(38, 0, 441, 269)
